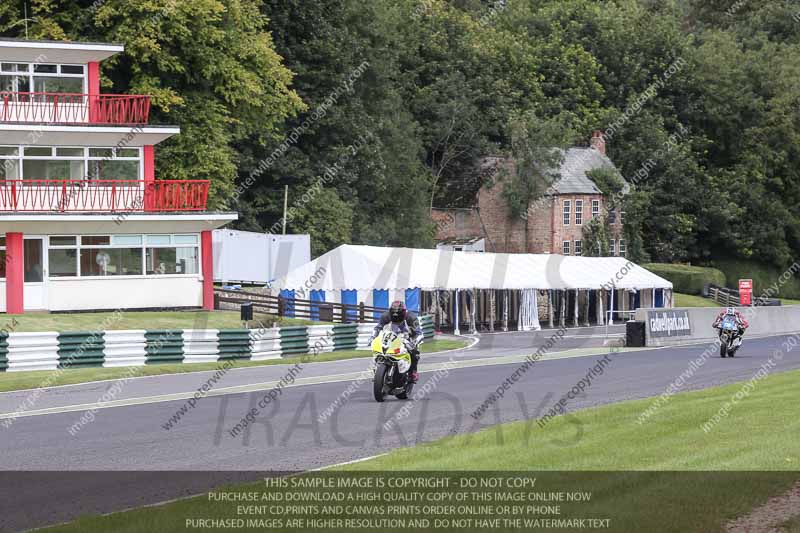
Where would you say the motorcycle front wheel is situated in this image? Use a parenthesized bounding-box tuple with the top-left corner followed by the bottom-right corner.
(373, 364, 389, 402)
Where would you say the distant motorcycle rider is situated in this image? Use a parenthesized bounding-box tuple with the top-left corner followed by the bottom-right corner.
(713, 306, 749, 346)
(372, 301, 423, 383)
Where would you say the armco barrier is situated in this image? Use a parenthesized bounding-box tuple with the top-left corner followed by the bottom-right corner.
(0, 316, 434, 372)
(103, 330, 147, 367)
(357, 323, 374, 349)
(217, 330, 251, 361)
(58, 331, 105, 368)
(308, 324, 335, 354)
(250, 328, 282, 361)
(145, 330, 184, 364)
(332, 324, 358, 351)
(0, 333, 7, 371)
(635, 305, 800, 347)
(420, 315, 435, 338)
(279, 326, 309, 356)
(182, 330, 219, 364)
(6, 332, 59, 372)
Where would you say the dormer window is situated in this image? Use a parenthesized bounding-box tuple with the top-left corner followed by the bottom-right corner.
(0, 62, 86, 96)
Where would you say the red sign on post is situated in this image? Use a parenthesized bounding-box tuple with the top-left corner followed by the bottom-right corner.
(739, 279, 753, 306)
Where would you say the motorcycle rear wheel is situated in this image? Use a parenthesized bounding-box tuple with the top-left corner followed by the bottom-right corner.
(373, 364, 389, 402)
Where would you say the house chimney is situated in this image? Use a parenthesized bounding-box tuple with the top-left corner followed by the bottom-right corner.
(590, 131, 606, 156)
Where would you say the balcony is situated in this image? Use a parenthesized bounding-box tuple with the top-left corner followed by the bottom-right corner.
(0, 179, 209, 213)
(0, 93, 151, 125)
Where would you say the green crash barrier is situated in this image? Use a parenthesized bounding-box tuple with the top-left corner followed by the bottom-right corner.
(332, 324, 358, 351)
(217, 329, 252, 361)
(420, 315, 435, 339)
(57, 331, 105, 368)
(279, 326, 310, 356)
(144, 330, 185, 364)
(0, 333, 7, 371)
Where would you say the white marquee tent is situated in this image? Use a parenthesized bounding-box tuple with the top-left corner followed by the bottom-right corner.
(270, 244, 672, 292)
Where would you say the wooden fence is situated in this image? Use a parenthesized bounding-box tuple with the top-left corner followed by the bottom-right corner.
(214, 289, 389, 323)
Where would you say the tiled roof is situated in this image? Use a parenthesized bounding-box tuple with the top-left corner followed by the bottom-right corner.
(551, 147, 617, 195)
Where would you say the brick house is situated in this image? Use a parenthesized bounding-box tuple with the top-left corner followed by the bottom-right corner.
(433, 132, 626, 256)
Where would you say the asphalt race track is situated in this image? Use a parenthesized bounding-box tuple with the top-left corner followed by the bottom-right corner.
(1, 327, 799, 532)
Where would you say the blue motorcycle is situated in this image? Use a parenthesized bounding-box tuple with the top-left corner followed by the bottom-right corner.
(717, 315, 741, 358)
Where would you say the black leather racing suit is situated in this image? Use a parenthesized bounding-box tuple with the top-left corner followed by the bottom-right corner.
(372, 311, 424, 375)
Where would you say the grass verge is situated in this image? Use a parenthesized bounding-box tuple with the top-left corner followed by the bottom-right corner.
(674, 292, 715, 307)
(0, 310, 316, 332)
(0, 339, 466, 393)
(38, 368, 800, 532)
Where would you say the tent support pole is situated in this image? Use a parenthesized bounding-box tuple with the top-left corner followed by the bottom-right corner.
(502, 290, 509, 332)
(583, 289, 591, 327)
(454, 289, 460, 335)
(489, 290, 495, 332)
(597, 290, 604, 326)
(609, 289, 615, 325)
(548, 290, 554, 328)
(471, 288, 477, 334)
(573, 289, 579, 327)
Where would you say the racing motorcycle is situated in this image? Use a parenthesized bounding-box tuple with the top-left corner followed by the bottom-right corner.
(717, 314, 742, 358)
(371, 326, 418, 402)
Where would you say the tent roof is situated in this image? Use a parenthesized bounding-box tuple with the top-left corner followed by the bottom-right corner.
(270, 245, 672, 292)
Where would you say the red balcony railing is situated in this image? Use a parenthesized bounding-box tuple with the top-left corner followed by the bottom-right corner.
(0, 180, 209, 212)
(0, 93, 151, 125)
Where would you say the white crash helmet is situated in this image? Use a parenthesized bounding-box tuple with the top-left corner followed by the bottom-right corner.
(725, 306, 735, 315)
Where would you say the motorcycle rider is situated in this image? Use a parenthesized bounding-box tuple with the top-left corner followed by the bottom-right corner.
(372, 300, 424, 383)
(712, 306, 749, 346)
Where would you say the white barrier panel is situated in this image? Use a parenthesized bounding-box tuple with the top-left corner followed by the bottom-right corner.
(357, 323, 378, 350)
(6, 332, 60, 372)
(635, 305, 800, 347)
(250, 328, 281, 361)
(103, 330, 147, 367)
(182, 330, 220, 363)
(307, 324, 335, 355)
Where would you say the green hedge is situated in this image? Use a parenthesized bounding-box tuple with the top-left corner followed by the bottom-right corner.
(712, 259, 800, 300)
(642, 263, 726, 295)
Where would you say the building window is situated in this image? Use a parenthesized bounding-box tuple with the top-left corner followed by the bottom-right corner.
(562, 240, 571, 255)
(146, 234, 200, 275)
(620, 210, 626, 224)
(619, 239, 626, 257)
(0, 146, 142, 182)
(0, 62, 86, 97)
(562, 200, 571, 226)
(591, 200, 599, 220)
(608, 208, 616, 224)
(0, 237, 5, 279)
(575, 200, 583, 225)
(574, 239, 582, 256)
(609, 239, 616, 256)
(45, 234, 200, 278)
(48, 236, 78, 277)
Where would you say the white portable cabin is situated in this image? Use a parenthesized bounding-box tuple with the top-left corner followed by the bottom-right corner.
(212, 230, 310, 284)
